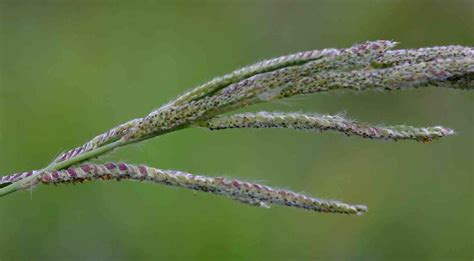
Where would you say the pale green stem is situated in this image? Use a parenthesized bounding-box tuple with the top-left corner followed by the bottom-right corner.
(0, 125, 189, 196)
(0, 140, 124, 196)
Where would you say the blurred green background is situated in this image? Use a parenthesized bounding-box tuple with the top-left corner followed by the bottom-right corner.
(0, 0, 473, 260)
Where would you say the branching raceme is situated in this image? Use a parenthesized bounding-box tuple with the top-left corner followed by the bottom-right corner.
(1, 40, 472, 215)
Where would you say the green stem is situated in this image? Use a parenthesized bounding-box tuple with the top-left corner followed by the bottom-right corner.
(0, 139, 125, 197)
(0, 125, 189, 197)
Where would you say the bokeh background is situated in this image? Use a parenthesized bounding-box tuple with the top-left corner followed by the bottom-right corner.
(0, 0, 473, 260)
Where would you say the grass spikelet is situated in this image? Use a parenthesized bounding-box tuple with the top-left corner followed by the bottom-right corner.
(37, 163, 368, 215)
(205, 112, 455, 142)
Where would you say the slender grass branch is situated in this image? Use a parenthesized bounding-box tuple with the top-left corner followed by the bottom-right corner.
(204, 112, 455, 142)
(35, 163, 368, 215)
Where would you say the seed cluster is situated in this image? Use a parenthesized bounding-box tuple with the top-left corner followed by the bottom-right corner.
(207, 112, 455, 142)
(1, 40, 472, 213)
(170, 46, 328, 107)
(374, 45, 473, 66)
(126, 41, 400, 140)
(213, 41, 397, 104)
(80, 41, 472, 145)
(286, 57, 473, 96)
(37, 163, 367, 215)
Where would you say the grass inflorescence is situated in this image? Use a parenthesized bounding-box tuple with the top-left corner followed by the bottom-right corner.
(1, 40, 472, 215)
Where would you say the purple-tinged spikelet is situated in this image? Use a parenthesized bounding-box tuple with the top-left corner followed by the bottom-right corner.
(206, 112, 455, 142)
(54, 119, 141, 163)
(36, 163, 367, 215)
(0, 171, 34, 185)
(374, 45, 473, 66)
